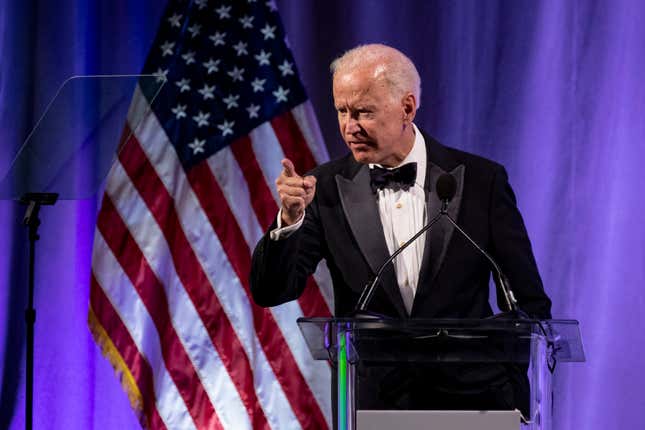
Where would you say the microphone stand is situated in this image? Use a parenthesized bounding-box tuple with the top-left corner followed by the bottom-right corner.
(19, 192, 58, 430)
(439, 212, 528, 319)
(353, 195, 527, 319)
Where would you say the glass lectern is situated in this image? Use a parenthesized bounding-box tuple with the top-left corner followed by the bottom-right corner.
(298, 318, 584, 430)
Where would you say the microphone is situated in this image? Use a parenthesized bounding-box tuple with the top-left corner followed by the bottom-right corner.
(436, 173, 457, 211)
(353, 173, 526, 318)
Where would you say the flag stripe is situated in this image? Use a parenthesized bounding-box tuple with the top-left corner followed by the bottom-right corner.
(90, 275, 168, 430)
(311, 260, 335, 315)
(271, 110, 318, 174)
(104, 159, 257, 430)
(291, 102, 330, 165)
(229, 136, 279, 229)
(116, 131, 272, 429)
(96, 193, 221, 429)
(205, 147, 265, 251)
(186, 155, 329, 430)
(249, 123, 287, 204)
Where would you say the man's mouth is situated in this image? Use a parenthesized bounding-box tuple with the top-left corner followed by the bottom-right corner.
(349, 141, 372, 147)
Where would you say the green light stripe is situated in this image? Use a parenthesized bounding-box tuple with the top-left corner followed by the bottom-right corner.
(338, 332, 347, 430)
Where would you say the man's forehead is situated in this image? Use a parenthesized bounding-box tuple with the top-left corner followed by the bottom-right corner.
(333, 85, 377, 107)
(334, 63, 383, 85)
(333, 69, 387, 99)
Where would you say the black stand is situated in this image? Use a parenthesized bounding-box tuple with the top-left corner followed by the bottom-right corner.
(19, 192, 58, 430)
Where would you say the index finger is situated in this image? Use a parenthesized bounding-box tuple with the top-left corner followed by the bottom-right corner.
(281, 158, 297, 178)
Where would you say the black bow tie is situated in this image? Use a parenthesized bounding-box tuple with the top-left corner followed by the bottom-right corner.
(369, 162, 417, 193)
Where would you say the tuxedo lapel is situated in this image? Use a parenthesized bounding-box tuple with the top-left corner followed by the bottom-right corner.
(413, 133, 465, 315)
(417, 164, 465, 289)
(335, 165, 408, 317)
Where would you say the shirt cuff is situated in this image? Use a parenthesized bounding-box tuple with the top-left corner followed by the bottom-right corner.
(269, 208, 305, 240)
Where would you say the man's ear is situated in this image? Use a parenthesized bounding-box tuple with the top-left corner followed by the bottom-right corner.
(402, 93, 417, 123)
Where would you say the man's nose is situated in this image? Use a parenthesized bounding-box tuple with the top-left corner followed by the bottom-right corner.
(345, 116, 361, 134)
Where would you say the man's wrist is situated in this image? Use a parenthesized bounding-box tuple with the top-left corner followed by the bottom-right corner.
(281, 209, 303, 227)
(271, 208, 305, 240)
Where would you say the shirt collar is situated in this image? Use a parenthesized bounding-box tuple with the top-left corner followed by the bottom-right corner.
(369, 123, 427, 189)
(406, 123, 427, 189)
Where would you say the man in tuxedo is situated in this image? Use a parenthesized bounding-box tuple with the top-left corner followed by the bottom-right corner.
(250, 44, 551, 415)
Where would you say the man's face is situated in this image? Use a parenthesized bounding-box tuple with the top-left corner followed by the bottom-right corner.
(333, 67, 412, 167)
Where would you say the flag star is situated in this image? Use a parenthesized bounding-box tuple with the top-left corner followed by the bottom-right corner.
(195, 0, 208, 10)
(273, 86, 290, 103)
(209, 32, 226, 46)
(222, 94, 240, 109)
(246, 104, 260, 118)
(154, 68, 168, 83)
(251, 77, 266, 92)
(203, 58, 220, 74)
(193, 111, 210, 127)
(171, 104, 187, 119)
(167, 13, 182, 28)
(232, 41, 248, 56)
(239, 15, 254, 29)
(260, 24, 276, 40)
(214, 5, 232, 19)
(160, 41, 175, 56)
(278, 60, 294, 76)
(266, 0, 278, 11)
(198, 84, 216, 100)
(182, 51, 196, 65)
(254, 50, 271, 66)
(187, 23, 201, 38)
(218, 120, 235, 136)
(227, 66, 245, 82)
(188, 138, 206, 154)
(176, 78, 191, 92)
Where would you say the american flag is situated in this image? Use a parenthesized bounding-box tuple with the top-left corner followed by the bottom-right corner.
(88, 1, 333, 428)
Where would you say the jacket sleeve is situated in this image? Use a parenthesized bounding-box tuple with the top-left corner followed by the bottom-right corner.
(249, 195, 326, 308)
(488, 166, 552, 319)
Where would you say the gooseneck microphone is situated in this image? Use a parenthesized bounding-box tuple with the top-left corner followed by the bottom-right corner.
(353, 173, 525, 318)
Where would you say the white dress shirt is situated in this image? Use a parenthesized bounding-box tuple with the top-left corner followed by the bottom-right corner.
(372, 124, 427, 314)
(271, 123, 427, 314)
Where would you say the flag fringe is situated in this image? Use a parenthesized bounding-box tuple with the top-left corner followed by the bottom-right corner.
(88, 305, 148, 428)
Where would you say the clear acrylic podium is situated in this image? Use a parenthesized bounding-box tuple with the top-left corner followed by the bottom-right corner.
(298, 318, 584, 430)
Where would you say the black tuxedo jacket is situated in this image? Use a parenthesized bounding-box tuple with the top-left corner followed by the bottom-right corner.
(251, 132, 551, 319)
(250, 131, 551, 414)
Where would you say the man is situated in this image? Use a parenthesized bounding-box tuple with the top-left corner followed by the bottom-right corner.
(250, 44, 551, 415)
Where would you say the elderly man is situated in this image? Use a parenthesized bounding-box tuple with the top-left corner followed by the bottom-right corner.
(250, 44, 551, 415)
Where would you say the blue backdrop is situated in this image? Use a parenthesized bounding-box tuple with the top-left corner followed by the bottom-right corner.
(2, 0, 644, 428)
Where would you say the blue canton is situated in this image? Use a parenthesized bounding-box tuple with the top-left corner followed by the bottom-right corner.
(139, 0, 307, 168)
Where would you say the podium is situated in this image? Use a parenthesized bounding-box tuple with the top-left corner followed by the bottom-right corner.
(298, 318, 584, 430)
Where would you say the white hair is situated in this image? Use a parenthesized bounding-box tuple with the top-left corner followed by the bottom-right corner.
(330, 43, 422, 106)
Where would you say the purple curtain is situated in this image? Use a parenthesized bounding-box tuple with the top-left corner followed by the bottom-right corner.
(2, 0, 644, 428)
